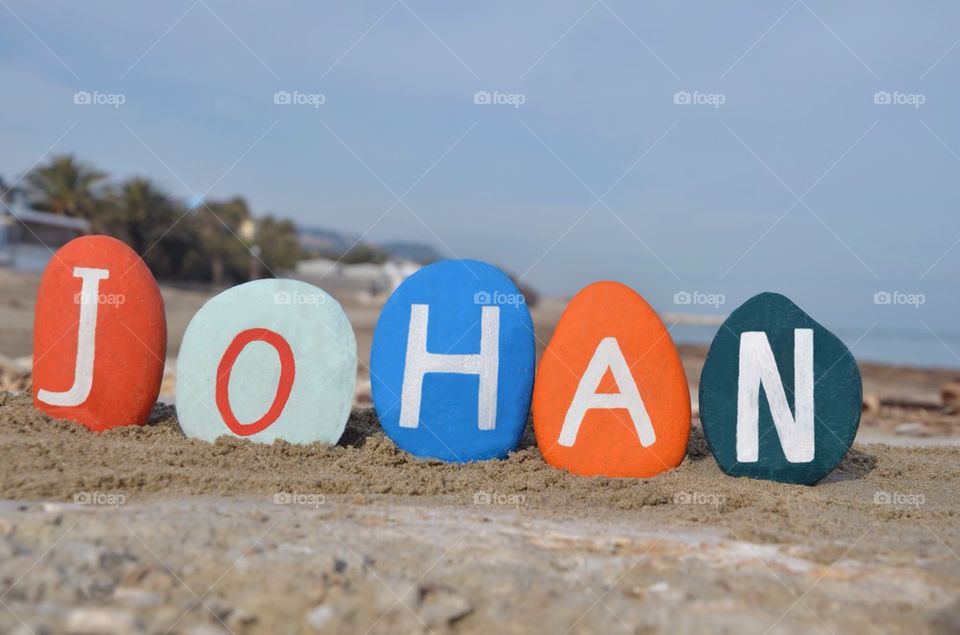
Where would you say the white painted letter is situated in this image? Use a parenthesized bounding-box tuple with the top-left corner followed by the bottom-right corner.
(558, 337, 656, 448)
(736, 329, 814, 463)
(37, 267, 110, 407)
(399, 304, 499, 430)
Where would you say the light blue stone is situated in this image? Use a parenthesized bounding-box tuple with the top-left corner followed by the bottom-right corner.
(176, 279, 357, 444)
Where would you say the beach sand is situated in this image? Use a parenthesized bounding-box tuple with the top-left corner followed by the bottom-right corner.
(1, 391, 958, 634)
(2, 270, 960, 633)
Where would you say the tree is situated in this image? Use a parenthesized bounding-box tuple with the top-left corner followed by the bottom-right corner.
(190, 196, 255, 286)
(25, 155, 106, 218)
(256, 214, 302, 274)
(101, 177, 175, 249)
(21, 155, 306, 286)
(100, 177, 193, 279)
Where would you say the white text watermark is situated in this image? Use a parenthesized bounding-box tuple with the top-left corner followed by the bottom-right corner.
(674, 91, 725, 108)
(873, 91, 925, 108)
(74, 491, 126, 507)
(674, 291, 725, 308)
(474, 291, 525, 307)
(874, 290, 925, 308)
(473, 90, 526, 108)
(473, 490, 526, 507)
(274, 90, 326, 108)
(274, 492, 326, 507)
(74, 91, 126, 109)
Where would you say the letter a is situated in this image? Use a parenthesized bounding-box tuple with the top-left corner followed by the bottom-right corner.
(37, 267, 110, 407)
(558, 337, 656, 448)
(399, 304, 499, 430)
(736, 329, 814, 463)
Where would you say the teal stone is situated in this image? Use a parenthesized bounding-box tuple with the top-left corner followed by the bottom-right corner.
(698, 292, 862, 485)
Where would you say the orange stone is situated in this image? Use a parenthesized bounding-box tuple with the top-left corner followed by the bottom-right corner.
(33, 235, 166, 430)
(533, 281, 690, 477)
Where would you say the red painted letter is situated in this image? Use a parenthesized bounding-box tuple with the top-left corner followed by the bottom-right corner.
(215, 328, 296, 436)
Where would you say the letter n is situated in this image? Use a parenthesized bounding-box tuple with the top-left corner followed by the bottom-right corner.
(736, 329, 814, 463)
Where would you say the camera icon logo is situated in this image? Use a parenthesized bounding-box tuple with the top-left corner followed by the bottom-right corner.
(873, 91, 892, 105)
(473, 291, 491, 305)
(274, 91, 292, 105)
(73, 91, 92, 105)
(873, 291, 892, 305)
(274, 291, 291, 305)
(473, 491, 491, 505)
(673, 291, 692, 305)
(673, 91, 691, 105)
(473, 91, 492, 105)
(873, 490, 892, 505)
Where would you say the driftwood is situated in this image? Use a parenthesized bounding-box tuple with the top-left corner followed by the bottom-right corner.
(863, 391, 953, 414)
(942, 382, 960, 407)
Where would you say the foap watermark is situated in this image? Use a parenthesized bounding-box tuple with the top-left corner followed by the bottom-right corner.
(473, 90, 526, 109)
(673, 90, 725, 108)
(473, 490, 526, 507)
(874, 490, 925, 508)
(273, 90, 326, 108)
(74, 291, 126, 307)
(274, 291, 326, 307)
(474, 290, 525, 307)
(673, 491, 725, 508)
(73, 491, 126, 507)
(873, 290, 925, 308)
(274, 492, 326, 507)
(73, 90, 126, 109)
(873, 91, 925, 108)
(673, 291, 725, 308)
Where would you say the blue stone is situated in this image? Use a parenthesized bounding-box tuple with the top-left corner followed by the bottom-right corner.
(371, 260, 535, 462)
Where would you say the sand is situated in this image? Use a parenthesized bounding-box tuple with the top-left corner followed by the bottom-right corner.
(1, 391, 959, 633)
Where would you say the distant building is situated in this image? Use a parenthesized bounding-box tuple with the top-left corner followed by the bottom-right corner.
(0, 184, 90, 272)
(294, 257, 421, 298)
(238, 218, 257, 242)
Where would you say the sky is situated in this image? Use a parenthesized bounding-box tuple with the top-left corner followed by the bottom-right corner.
(1, 1, 959, 366)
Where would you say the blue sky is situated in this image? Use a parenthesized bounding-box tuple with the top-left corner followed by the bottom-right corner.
(2, 1, 959, 365)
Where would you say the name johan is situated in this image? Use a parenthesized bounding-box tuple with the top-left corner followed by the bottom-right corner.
(32, 236, 862, 485)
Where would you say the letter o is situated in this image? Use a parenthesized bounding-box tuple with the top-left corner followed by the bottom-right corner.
(215, 328, 296, 436)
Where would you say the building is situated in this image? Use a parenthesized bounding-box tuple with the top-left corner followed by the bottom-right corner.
(0, 183, 90, 272)
(293, 257, 421, 299)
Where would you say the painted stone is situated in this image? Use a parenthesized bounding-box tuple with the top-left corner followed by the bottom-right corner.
(175, 279, 356, 444)
(698, 292, 862, 485)
(33, 235, 166, 431)
(371, 260, 535, 462)
(533, 281, 690, 477)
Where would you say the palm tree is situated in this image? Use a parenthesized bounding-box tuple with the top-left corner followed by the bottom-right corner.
(105, 177, 177, 253)
(256, 214, 301, 273)
(191, 196, 255, 286)
(100, 177, 204, 280)
(25, 155, 106, 218)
